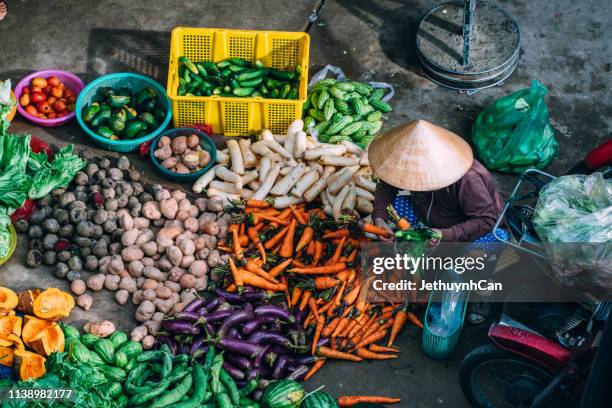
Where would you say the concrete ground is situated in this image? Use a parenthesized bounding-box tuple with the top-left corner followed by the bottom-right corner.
(1, 0, 610, 406)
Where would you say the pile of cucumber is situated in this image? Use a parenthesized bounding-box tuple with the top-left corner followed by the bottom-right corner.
(177, 56, 301, 99)
(81, 86, 167, 140)
(303, 78, 392, 148)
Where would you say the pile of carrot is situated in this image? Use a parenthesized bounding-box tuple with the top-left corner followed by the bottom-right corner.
(218, 199, 424, 382)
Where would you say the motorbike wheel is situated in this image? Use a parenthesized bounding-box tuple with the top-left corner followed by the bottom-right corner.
(459, 343, 577, 408)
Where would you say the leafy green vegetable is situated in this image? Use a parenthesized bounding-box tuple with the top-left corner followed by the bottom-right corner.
(28, 145, 85, 199)
(0, 167, 31, 208)
(0, 132, 30, 173)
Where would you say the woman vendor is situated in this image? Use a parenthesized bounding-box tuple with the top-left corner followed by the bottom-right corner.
(368, 119, 510, 323)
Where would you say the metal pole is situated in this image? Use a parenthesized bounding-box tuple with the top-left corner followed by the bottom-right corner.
(303, 0, 327, 33)
(463, 0, 476, 66)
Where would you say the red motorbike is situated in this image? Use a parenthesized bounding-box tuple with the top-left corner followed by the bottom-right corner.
(458, 168, 611, 407)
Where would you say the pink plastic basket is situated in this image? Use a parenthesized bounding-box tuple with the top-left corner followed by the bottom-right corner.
(14, 70, 85, 127)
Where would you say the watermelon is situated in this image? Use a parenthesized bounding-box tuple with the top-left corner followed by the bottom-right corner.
(262, 380, 305, 408)
(301, 391, 339, 408)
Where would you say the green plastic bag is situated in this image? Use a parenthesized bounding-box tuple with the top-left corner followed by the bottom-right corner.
(472, 80, 559, 173)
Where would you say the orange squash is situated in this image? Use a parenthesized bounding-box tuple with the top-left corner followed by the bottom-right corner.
(32, 288, 75, 321)
(0, 287, 18, 312)
(16, 289, 41, 315)
(29, 324, 65, 357)
(21, 316, 54, 347)
(0, 315, 22, 337)
(0, 346, 15, 366)
(14, 349, 46, 380)
(0, 333, 24, 348)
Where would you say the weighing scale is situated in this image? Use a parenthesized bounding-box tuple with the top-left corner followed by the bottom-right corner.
(416, 0, 521, 91)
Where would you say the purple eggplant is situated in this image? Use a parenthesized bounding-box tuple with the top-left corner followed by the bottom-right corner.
(225, 353, 253, 371)
(241, 315, 279, 336)
(223, 360, 246, 380)
(183, 297, 206, 314)
(204, 296, 225, 312)
(177, 342, 190, 355)
(285, 364, 308, 381)
(254, 305, 295, 323)
(173, 311, 200, 322)
(272, 355, 290, 379)
(218, 338, 265, 359)
(253, 345, 271, 368)
(215, 302, 233, 312)
(293, 354, 322, 365)
(248, 331, 294, 348)
(199, 310, 233, 324)
(242, 290, 282, 302)
(294, 307, 309, 323)
(204, 323, 216, 336)
(217, 309, 254, 338)
(155, 336, 177, 355)
(161, 320, 200, 335)
(245, 368, 261, 381)
(215, 288, 245, 303)
(189, 336, 208, 358)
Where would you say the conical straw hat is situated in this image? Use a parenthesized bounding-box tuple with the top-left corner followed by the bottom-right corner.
(368, 120, 473, 191)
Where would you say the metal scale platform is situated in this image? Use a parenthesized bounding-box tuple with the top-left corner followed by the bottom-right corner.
(416, 0, 520, 91)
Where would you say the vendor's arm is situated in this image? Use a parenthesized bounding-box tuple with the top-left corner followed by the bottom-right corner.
(439, 176, 499, 242)
(372, 180, 399, 221)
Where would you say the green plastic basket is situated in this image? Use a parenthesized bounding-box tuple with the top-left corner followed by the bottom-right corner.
(422, 274, 469, 359)
(76, 73, 172, 152)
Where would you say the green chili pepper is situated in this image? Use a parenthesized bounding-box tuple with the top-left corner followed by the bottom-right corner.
(219, 368, 240, 405)
(215, 392, 234, 408)
(166, 365, 208, 408)
(129, 378, 171, 406)
(150, 372, 193, 408)
(179, 56, 199, 75)
(210, 354, 224, 395)
(239, 397, 260, 408)
(238, 379, 258, 397)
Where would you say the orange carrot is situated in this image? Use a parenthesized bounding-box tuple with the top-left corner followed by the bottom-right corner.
(268, 258, 292, 278)
(278, 219, 297, 258)
(256, 243, 267, 264)
(246, 199, 270, 208)
(338, 396, 401, 407)
(290, 205, 307, 225)
(299, 290, 312, 311)
(303, 358, 326, 381)
(238, 270, 284, 291)
(407, 312, 424, 329)
(343, 284, 362, 306)
(327, 281, 347, 317)
(332, 317, 350, 338)
(230, 225, 244, 260)
(355, 348, 398, 360)
(228, 257, 243, 287)
(347, 248, 358, 262)
(315, 277, 340, 290)
(312, 315, 325, 355)
(290, 287, 302, 307)
(388, 309, 407, 347)
(323, 229, 350, 239)
(335, 270, 350, 282)
(307, 297, 319, 322)
(397, 218, 410, 230)
(280, 275, 290, 303)
(303, 310, 314, 329)
(247, 226, 262, 244)
(277, 208, 292, 220)
(354, 330, 388, 350)
(317, 347, 363, 362)
(369, 344, 400, 353)
(328, 236, 346, 264)
(306, 240, 316, 257)
(295, 226, 314, 252)
(245, 261, 278, 284)
(264, 225, 289, 250)
(322, 317, 340, 337)
(290, 263, 347, 274)
(313, 241, 324, 265)
(361, 222, 390, 237)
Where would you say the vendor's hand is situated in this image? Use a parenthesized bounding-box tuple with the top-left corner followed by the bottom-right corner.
(428, 228, 442, 247)
(374, 218, 395, 242)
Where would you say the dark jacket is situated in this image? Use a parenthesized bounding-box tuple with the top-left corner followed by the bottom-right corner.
(372, 160, 504, 242)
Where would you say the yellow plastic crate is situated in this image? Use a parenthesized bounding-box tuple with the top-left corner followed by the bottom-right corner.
(167, 27, 310, 136)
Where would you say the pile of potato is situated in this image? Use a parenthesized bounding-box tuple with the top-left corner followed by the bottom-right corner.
(16, 156, 228, 348)
(153, 134, 211, 174)
(192, 119, 376, 219)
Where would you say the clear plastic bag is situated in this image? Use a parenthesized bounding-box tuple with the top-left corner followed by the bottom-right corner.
(472, 80, 559, 174)
(533, 173, 612, 287)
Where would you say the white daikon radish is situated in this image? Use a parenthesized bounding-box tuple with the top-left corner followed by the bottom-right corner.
(252, 163, 281, 200)
(355, 186, 375, 201)
(359, 151, 369, 166)
(240, 189, 255, 199)
(320, 155, 359, 167)
(206, 188, 240, 202)
(273, 196, 303, 209)
(287, 119, 304, 139)
(322, 166, 336, 178)
(354, 167, 372, 178)
(342, 182, 356, 211)
(251, 141, 282, 161)
(279, 166, 293, 176)
(340, 140, 363, 154)
(193, 165, 219, 193)
(226, 139, 244, 175)
(333, 184, 351, 219)
(248, 181, 261, 191)
(263, 139, 293, 160)
(328, 166, 360, 194)
(239, 138, 257, 168)
(283, 127, 296, 159)
(291, 170, 320, 197)
(325, 188, 336, 206)
(210, 180, 242, 194)
(260, 129, 274, 141)
(273, 133, 288, 145)
(215, 166, 243, 188)
(270, 165, 306, 196)
(320, 187, 330, 206)
(309, 162, 324, 175)
(306, 136, 318, 150)
(241, 170, 259, 185)
(293, 131, 307, 159)
(258, 157, 272, 183)
(355, 175, 377, 192)
(216, 149, 230, 165)
(323, 204, 333, 217)
(304, 145, 347, 161)
(356, 197, 374, 214)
